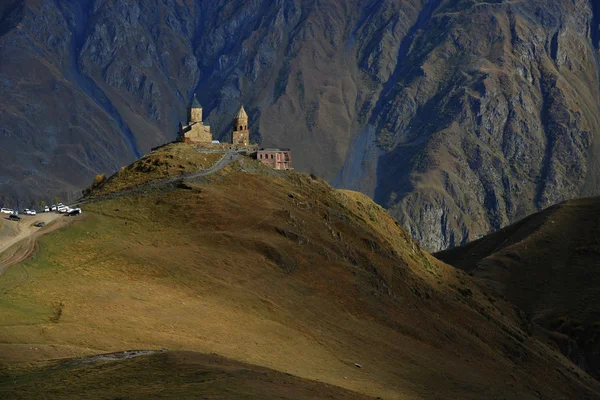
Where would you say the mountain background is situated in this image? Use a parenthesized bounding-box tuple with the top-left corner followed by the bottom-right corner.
(2, 0, 600, 251)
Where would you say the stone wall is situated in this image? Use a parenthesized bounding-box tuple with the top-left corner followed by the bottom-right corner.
(189, 108, 203, 123)
(232, 130, 249, 146)
(183, 123, 212, 144)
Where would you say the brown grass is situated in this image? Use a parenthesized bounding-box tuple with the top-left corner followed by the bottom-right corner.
(436, 197, 600, 378)
(0, 351, 372, 399)
(0, 158, 598, 399)
(91, 143, 223, 196)
(436, 197, 600, 325)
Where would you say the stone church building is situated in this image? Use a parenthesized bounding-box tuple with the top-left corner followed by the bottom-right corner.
(179, 95, 212, 144)
(232, 106, 250, 146)
(179, 95, 251, 146)
(177, 95, 293, 170)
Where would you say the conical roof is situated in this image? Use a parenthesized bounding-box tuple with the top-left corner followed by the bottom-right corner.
(190, 94, 202, 109)
(234, 105, 248, 119)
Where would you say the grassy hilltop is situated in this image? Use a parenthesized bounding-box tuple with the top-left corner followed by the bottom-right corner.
(1, 144, 599, 399)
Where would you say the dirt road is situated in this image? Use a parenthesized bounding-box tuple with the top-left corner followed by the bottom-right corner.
(0, 212, 70, 273)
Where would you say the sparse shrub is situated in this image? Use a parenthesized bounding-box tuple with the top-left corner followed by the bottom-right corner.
(51, 302, 64, 323)
(177, 181, 193, 190)
(82, 174, 107, 196)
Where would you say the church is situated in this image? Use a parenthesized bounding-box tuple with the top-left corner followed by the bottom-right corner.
(178, 94, 292, 170)
(178, 95, 250, 147)
(178, 94, 212, 144)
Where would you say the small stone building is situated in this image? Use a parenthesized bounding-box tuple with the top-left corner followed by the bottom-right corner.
(179, 95, 212, 144)
(232, 105, 250, 146)
(257, 148, 292, 170)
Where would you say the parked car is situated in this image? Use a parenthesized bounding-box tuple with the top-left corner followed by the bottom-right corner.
(24, 209, 37, 215)
(8, 214, 21, 221)
(67, 209, 81, 216)
(1, 208, 13, 214)
(34, 221, 46, 227)
(51, 205, 57, 211)
(44, 206, 50, 212)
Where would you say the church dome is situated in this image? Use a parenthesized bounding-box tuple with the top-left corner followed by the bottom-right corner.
(234, 105, 248, 119)
(190, 94, 202, 109)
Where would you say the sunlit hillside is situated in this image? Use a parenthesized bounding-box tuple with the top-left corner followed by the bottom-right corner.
(1, 148, 599, 399)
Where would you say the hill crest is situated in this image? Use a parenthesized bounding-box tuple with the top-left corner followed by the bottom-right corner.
(1, 146, 600, 398)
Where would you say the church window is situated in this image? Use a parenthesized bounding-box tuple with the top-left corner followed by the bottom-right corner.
(271, 154, 274, 159)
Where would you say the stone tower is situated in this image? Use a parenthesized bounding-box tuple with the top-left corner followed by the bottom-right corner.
(179, 93, 212, 144)
(232, 105, 250, 146)
(188, 94, 203, 123)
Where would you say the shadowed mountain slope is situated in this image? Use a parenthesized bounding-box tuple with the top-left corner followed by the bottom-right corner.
(436, 196, 600, 379)
(1, 351, 372, 400)
(1, 146, 600, 398)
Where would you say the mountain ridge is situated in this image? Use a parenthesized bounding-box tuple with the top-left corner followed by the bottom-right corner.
(3, 0, 600, 251)
(436, 196, 600, 380)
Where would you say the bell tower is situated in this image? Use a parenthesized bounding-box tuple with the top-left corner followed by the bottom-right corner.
(232, 105, 250, 146)
(188, 94, 203, 124)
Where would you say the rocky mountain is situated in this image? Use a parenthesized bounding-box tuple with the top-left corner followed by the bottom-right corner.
(2, 0, 600, 251)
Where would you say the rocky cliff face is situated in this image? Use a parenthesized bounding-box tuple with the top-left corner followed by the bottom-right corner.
(369, 0, 600, 251)
(2, 0, 600, 251)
